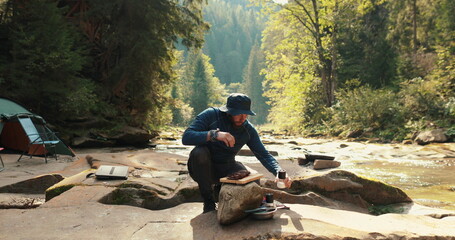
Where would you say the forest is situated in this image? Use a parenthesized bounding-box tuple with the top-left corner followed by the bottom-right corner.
(0, 0, 453, 142)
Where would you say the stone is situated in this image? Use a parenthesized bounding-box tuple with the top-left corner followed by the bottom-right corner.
(402, 139, 413, 144)
(297, 157, 310, 165)
(346, 129, 363, 138)
(217, 182, 263, 225)
(288, 141, 299, 145)
(2, 202, 455, 240)
(291, 170, 412, 206)
(112, 126, 158, 146)
(366, 138, 382, 143)
(313, 160, 341, 170)
(261, 188, 369, 213)
(72, 136, 116, 148)
(45, 169, 97, 201)
(43, 185, 114, 208)
(415, 129, 448, 145)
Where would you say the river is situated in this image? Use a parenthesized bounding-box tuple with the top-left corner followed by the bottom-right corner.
(154, 134, 455, 210)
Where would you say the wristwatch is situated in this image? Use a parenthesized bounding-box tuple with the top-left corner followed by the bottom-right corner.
(210, 129, 220, 142)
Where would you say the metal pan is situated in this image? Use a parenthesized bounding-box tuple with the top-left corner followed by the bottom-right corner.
(251, 208, 277, 220)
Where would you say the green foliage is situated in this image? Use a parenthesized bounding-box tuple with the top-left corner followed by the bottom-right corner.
(328, 86, 405, 137)
(399, 77, 447, 120)
(387, 0, 455, 81)
(1, 0, 452, 141)
(84, 0, 209, 129)
(260, 0, 346, 132)
(170, 49, 226, 125)
(1, 0, 96, 121)
(226, 82, 243, 94)
(170, 99, 194, 126)
(257, 0, 453, 140)
(203, 0, 265, 85)
(327, 74, 452, 141)
(1, 0, 209, 132)
(337, 0, 397, 88)
(446, 127, 455, 141)
(243, 42, 269, 124)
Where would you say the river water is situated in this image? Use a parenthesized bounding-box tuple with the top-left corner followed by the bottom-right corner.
(154, 135, 455, 210)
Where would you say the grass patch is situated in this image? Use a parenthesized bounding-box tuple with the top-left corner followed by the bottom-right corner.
(368, 204, 404, 215)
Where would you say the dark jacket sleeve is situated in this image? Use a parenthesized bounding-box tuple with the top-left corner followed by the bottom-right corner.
(182, 108, 216, 146)
(246, 125, 281, 176)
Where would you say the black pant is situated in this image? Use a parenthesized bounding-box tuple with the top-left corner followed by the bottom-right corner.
(187, 145, 247, 201)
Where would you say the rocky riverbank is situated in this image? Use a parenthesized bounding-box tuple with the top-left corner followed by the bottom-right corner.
(1, 144, 454, 239)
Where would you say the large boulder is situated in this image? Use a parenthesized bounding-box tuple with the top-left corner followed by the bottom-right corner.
(99, 178, 201, 210)
(261, 188, 369, 213)
(415, 129, 448, 145)
(290, 170, 412, 207)
(71, 126, 158, 148)
(112, 126, 158, 146)
(217, 182, 263, 225)
(72, 136, 116, 148)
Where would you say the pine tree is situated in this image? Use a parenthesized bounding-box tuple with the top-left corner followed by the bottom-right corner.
(179, 50, 226, 119)
(191, 53, 210, 114)
(202, 0, 265, 85)
(76, 0, 209, 128)
(243, 42, 269, 124)
(5, 0, 95, 121)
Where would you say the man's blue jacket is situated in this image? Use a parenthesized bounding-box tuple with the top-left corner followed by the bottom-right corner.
(182, 107, 281, 176)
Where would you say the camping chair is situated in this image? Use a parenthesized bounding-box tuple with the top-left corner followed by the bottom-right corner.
(17, 117, 59, 163)
(0, 147, 4, 172)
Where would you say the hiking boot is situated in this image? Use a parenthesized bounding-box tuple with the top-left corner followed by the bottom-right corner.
(203, 200, 216, 213)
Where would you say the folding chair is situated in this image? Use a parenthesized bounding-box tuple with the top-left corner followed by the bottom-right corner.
(0, 147, 4, 172)
(17, 117, 59, 163)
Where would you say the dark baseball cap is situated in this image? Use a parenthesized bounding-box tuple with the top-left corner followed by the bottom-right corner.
(219, 93, 256, 116)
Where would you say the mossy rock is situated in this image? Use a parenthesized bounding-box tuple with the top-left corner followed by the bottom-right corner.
(45, 169, 96, 201)
(368, 204, 405, 215)
(45, 184, 76, 201)
(291, 170, 411, 206)
(101, 183, 201, 210)
(327, 170, 412, 205)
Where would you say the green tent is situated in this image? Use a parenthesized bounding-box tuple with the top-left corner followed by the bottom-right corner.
(0, 97, 75, 157)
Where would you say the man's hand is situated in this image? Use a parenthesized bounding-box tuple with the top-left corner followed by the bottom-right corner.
(275, 176, 293, 188)
(217, 131, 236, 147)
(283, 176, 292, 188)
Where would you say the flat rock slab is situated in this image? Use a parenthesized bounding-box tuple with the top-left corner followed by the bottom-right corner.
(0, 153, 82, 189)
(81, 149, 187, 172)
(1, 202, 454, 240)
(0, 173, 63, 194)
(42, 185, 115, 208)
(313, 160, 341, 170)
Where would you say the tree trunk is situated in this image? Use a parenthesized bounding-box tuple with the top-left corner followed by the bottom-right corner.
(312, 0, 333, 107)
(330, 1, 338, 106)
(412, 0, 418, 53)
